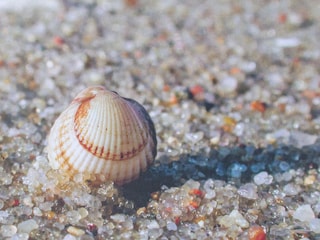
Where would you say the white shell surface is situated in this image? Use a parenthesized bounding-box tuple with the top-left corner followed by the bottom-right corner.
(47, 86, 157, 185)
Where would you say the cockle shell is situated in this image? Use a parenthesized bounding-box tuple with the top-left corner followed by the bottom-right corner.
(47, 86, 157, 185)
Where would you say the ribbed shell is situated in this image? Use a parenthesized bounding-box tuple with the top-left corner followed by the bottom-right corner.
(47, 86, 157, 185)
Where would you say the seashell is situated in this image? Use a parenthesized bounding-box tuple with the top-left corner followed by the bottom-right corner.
(47, 86, 157, 185)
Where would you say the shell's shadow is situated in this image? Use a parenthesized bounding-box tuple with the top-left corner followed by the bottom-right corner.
(122, 143, 320, 208)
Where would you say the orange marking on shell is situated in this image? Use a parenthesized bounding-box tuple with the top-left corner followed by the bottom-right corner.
(72, 86, 104, 103)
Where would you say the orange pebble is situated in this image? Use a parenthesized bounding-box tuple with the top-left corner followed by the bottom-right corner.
(302, 90, 319, 100)
(222, 116, 237, 133)
(163, 84, 171, 92)
(248, 225, 266, 240)
(53, 36, 64, 46)
(45, 211, 56, 220)
(189, 200, 200, 209)
(168, 94, 178, 105)
(278, 13, 287, 23)
(124, 0, 138, 7)
(277, 103, 286, 112)
(189, 85, 204, 96)
(230, 67, 241, 75)
(194, 216, 206, 223)
(250, 101, 267, 113)
(189, 189, 204, 198)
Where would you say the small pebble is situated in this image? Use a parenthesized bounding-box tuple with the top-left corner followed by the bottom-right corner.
(184, 131, 204, 144)
(304, 175, 316, 185)
(218, 76, 238, 95)
(283, 183, 301, 196)
(147, 220, 160, 230)
(219, 209, 249, 228)
(11, 233, 29, 240)
(0, 224, 17, 237)
(238, 183, 258, 200)
(166, 221, 177, 231)
(309, 218, 320, 233)
(275, 37, 301, 48)
(253, 172, 273, 185)
(63, 234, 77, 240)
(67, 226, 85, 236)
(17, 219, 38, 234)
(66, 210, 82, 225)
(110, 214, 126, 223)
(203, 179, 216, 199)
(293, 204, 315, 222)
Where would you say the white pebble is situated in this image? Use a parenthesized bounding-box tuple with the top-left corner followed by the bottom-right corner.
(218, 76, 238, 94)
(289, 131, 317, 148)
(0, 210, 9, 221)
(253, 171, 273, 185)
(231, 210, 249, 228)
(238, 183, 258, 200)
(11, 233, 29, 240)
(197, 220, 205, 228)
(293, 204, 315, 222)
(183, 179, 201, 190)
(147, 220, 160, 229)
(66, 210, 81, 225)
(33, 207, 42, 216)
(184, 131, 204, 144)
(39, 201, 53, 211)
(63, 234, 77, 240)
(0, 224, 17, 237)
(309, 218, 320, 233)
(282, 171, 293, 182)
(148, 228, 163, 239)
(166, 221, 177, 231)
(17, 219, 39, 234)
(219, 210, 249, 228)
(283, 183, 301, 196)
(275, 37, 301, 48)
(203, 179, 216, 199)
(22, 196, 33, 207)
(110, 213, 126, 223)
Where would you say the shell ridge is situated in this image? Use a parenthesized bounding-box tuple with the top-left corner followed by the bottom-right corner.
(74, 101, 91, 147)
(126, 98, 157, 158)
(101, 96, 112, 159)
(96, 96, 108, 157)
(88, 95, 105, 155)
(47, 86, 157, 185)
(74, 96, 104, 157)
(120, 101, 139, 160)
(113, 100, 123, 158)
(116, 101, 132, 181)
(56, 106, 79, 170)
(126, 100, 148, 153)
(120, 100, 147, 161)
(105, 97, 117, 176)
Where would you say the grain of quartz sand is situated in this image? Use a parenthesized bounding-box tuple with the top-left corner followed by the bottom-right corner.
(0, 0, 319, 239)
